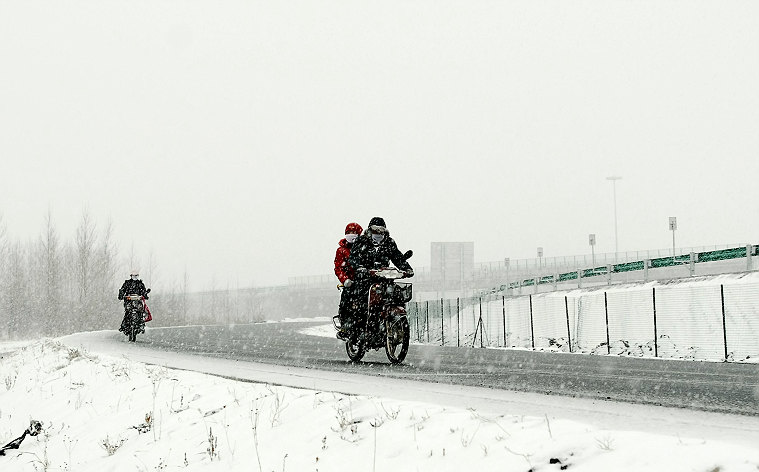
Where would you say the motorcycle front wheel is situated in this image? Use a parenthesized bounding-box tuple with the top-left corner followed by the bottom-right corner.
(128, 323, 137, 342)
(385, 317, 410, 364)
(346, 337, 365, 362)
(127, 311, 140, 342)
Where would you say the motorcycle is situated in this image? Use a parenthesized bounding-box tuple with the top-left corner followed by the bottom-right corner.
(334, 261, 413, 364)
(121, 289, 151, 342)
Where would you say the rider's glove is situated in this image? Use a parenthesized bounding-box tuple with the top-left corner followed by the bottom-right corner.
(405, 269, 414, 277)
(344, 279, 353, 288)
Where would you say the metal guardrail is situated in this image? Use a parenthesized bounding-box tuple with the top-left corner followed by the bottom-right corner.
(489, 244, 757, 293)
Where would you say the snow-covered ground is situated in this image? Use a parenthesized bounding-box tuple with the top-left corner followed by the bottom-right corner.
(1, 333, 758, 471)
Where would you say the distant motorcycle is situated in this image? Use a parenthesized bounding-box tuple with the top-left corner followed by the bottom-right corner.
(121, 289, 151, 342)
(335, 262, 413, 364)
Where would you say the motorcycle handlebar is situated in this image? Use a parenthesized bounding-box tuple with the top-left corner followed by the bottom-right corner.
(368, 268, 413, 279)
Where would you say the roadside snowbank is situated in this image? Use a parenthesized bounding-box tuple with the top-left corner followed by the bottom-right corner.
(1, 339, 758, 471)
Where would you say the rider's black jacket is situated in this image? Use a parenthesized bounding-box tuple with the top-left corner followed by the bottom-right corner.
(348, 229, 412, 277)
(118, 279, 149, 304)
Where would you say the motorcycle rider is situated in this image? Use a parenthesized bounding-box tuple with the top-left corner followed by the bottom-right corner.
(347, 217, 413, 336)
(118, 270, 150, 333)
(334, 222, 363, 340)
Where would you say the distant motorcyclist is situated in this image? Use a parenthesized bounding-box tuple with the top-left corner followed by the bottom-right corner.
(347, 217, 413, 334)
(334, 222, 363, 340)
(118, 270, 150, 333)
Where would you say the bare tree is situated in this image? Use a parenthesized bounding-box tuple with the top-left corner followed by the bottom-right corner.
(38, 209, 62, 334)
(0, 213, 7, 260)
(0, 214, 7, 336)
(181, 269, 189, 324)
(146, 249, 159, 291)
(93, 219, 118, 330)
(5, 241, 30, 338)
(74, 209, 97, 330)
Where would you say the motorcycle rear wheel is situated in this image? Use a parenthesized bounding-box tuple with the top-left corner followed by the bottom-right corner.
(128, 324, 137, 342)
(385, 317, 410, 364)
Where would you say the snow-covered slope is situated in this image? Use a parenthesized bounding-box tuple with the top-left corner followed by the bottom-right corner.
(1, 337, 758, 471)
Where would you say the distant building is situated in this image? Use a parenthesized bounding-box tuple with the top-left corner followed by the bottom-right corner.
(430, 242, 474, 293)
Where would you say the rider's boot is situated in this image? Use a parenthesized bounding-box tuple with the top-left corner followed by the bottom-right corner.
(336, 317, 350, 340)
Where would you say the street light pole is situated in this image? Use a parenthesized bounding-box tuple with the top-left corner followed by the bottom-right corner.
(606, 176, 622, 262)
(504, 257, 510, 294)
(669, 217, 677, 261)
(537, 247, 544, 271)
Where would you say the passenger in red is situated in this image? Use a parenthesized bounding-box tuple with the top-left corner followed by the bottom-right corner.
(334, 222, 362, 340)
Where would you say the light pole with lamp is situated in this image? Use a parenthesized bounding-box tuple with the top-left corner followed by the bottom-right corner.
(669, 217, 677, 261)
(606, 176, 622, 262)
(504, 257, 510, 293)
(537, 247, 544, 270)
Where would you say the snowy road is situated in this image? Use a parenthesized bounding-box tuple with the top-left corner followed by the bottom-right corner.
(128, 321, 759, 415)
(58, 323, 759, 450)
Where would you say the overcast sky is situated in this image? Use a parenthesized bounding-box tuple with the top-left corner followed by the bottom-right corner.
(1, 1, 758, 290)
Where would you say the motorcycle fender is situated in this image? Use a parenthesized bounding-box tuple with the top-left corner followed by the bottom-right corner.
(386, 306, 407, 323)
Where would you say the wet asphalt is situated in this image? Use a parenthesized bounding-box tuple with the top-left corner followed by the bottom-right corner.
(138, 321, 759, 416)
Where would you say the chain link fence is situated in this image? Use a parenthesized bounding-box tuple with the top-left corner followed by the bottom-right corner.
(407, 279, 759, 362)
